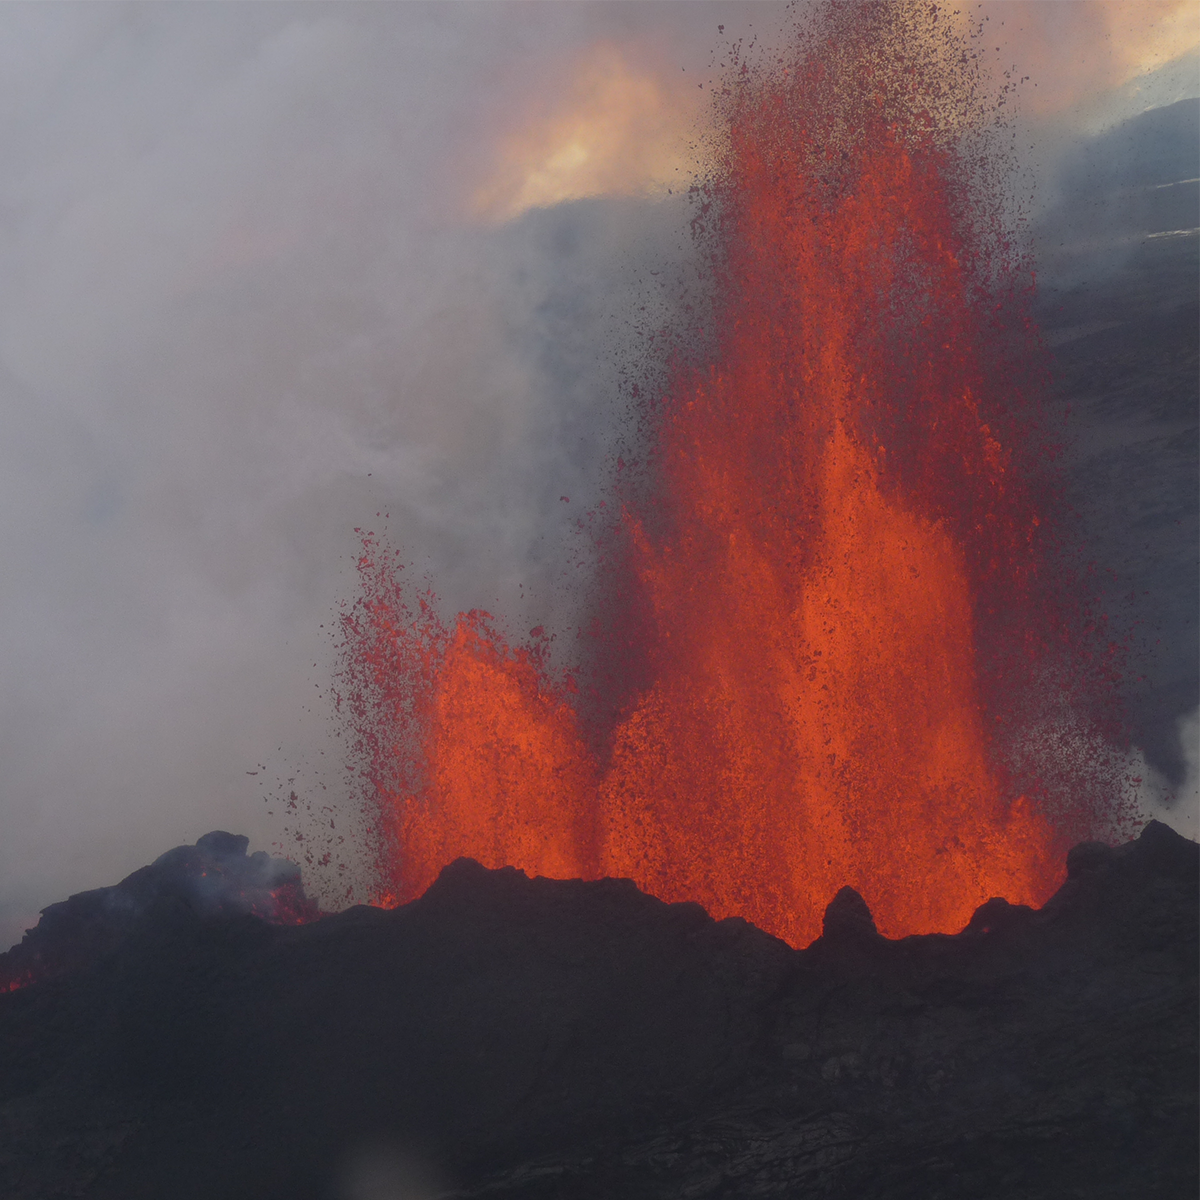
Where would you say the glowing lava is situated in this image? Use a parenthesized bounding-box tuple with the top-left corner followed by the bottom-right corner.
(338, 2, 1117, 945)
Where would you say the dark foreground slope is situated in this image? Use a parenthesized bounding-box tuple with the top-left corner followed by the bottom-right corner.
(0, 823, 1195, 1200)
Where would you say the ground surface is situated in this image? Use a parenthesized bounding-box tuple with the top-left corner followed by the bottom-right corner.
(0, 821, 1195, 1200)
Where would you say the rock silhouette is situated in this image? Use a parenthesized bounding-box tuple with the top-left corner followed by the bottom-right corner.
(0, 821, 1195, 1199)
(0, 830, 319, 994)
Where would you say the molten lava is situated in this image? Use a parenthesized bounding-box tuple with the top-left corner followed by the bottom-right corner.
(338, 2, 1118, 945)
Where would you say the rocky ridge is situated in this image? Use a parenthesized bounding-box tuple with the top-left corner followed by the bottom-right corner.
(0, 822, 1195, 1199)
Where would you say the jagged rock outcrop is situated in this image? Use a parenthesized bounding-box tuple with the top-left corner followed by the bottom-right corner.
(0, 830, 318, 993)
(0, 822, 1195, 1199)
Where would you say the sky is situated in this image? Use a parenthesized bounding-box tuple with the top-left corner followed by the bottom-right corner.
(0, 0, 1196, 947)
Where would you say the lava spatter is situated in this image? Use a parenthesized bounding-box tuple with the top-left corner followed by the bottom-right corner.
(337, 1, 1123, 945)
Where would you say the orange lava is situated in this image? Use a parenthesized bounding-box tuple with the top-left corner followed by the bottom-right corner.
(338, 3, 1107, 945)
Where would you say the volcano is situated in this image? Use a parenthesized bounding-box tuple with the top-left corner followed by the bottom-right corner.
(2, 4, 1195, 1197)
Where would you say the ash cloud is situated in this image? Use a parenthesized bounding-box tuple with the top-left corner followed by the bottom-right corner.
(0, 2, 1194, 947)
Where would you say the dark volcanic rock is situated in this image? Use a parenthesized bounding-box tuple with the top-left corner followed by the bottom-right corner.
(0, 831, 319, 993)
(0, 823, 1195, 1200)
(818, 885, 881, 942)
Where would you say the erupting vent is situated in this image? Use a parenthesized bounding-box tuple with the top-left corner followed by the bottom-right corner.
(337, 2, 1122, 945)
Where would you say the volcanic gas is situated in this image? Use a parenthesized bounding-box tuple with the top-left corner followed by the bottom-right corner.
(335, 1, 1127, 946)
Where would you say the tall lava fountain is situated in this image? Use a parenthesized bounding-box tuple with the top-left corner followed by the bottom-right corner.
(337, 1, 1123, 946)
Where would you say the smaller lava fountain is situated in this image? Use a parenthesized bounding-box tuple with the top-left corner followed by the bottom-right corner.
(336, 0, 1128, 946)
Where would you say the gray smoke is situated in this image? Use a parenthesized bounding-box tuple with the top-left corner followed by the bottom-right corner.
(0, 1, 773, 946)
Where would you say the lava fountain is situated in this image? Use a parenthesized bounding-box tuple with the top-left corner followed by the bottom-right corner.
(336, 1, 1123, 945)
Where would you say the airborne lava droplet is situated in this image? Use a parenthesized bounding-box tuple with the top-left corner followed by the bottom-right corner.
(335, 2, 1126, 946)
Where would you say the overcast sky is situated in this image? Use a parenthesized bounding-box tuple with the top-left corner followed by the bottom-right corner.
(0, 1, 1196, 947)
